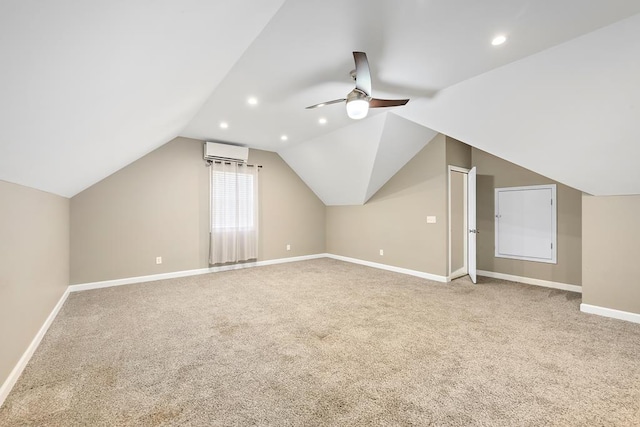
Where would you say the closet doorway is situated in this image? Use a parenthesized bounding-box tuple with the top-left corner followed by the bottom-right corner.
(448, 166, 477, 282)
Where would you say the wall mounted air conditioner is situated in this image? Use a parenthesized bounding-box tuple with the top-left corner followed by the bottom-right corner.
(203, 141, 249, 163)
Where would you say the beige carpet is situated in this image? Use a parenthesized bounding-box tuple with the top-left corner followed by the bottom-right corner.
(1, 258, 639, 426)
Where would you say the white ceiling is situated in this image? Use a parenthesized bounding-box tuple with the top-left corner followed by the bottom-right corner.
(1, 1, 640, 202)
(0, 0, 286, 197)
(279, 113, 437, 205)
(397, 12, 640, 196)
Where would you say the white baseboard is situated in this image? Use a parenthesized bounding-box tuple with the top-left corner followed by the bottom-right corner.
(326, 254, 448, 283)
(68, 253, 327, 292)
(580, 303, 640, 324)
(477, 270, 582, 293)
(0, 287, 70, 407)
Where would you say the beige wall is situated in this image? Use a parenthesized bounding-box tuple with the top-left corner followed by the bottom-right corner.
(326, 134, 448, 276)
(445, 136, 472, 170)
(472, 148, 582, 285)
(250, 149, 326, 261)
(0, 180, 69, 386)
(582, 195, 640, 314)
(70, 137, 325, 284)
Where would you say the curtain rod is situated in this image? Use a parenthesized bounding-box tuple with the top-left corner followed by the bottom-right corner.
(206, 160, 262, 168)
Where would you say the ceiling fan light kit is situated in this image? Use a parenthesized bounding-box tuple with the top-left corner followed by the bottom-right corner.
(346, 89, 369, 120)
(306, 51, 409, 120)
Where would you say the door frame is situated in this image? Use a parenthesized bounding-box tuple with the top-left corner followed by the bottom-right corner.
(448, 166, 470, 280)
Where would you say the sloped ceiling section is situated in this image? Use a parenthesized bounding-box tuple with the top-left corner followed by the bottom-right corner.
(2, 1, 640, 199)
(396, 13, 640, 196)
(365, 114, 438, 202)
(0, 0, 285, 197)
(279, 113, 437, 205)
(181, 0, 640, 155)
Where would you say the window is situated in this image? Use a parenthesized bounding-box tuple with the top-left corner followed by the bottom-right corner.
(209, 162, 259, 264)
(495, 184, 557, 264)
(211, 171, 255, 230)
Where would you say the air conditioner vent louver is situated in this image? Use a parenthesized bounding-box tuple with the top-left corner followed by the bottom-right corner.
(203, 141, 249, 163)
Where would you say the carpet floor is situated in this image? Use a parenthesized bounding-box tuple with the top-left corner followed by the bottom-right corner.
(1, 258, 639, 426)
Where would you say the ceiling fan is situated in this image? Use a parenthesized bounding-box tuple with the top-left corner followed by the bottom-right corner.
(306, 51, 409, 120)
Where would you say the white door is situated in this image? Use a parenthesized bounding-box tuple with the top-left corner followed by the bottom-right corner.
(448, 167, 469, 280)
(468, 167, 477, 283)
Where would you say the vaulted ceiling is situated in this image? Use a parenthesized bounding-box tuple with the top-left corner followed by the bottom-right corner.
(1, 1, 640, 203)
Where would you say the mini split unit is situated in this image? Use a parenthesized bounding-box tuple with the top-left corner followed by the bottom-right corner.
(203, 141, 249, 163)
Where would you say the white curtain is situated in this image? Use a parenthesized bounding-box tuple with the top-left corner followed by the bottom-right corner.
(209, 162, 259, 264)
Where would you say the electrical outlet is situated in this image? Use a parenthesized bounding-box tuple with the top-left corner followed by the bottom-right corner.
(156, 256, 162, 265)
(379, 249, 384, 256)
(286, 244, 291, 251)
(427, 216, 437, 223)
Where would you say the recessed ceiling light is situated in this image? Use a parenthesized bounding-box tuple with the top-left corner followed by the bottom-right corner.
(491, 35, 507, 46)
(219, 122, 228, 129)
(318, 117, 327, 125)
(247, 97, 258, 105)
(281, 135, 288, 141)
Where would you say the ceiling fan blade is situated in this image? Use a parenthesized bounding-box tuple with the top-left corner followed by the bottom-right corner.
(305, 98, 346, 109)
(353, 51, 372, 96)
(369, 98, 410, 108)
